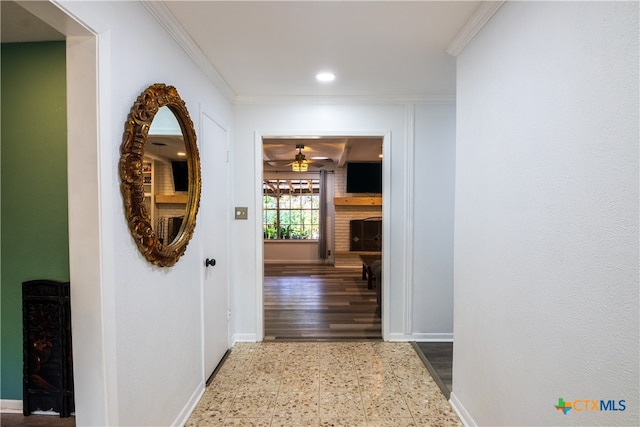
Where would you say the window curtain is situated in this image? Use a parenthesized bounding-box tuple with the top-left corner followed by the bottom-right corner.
(318, 170, 327, 259)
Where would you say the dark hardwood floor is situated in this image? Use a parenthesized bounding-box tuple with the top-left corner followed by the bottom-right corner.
(0, 414, 75, 427)
(264, 263, 381, 340)
(413, 342, 453, 399)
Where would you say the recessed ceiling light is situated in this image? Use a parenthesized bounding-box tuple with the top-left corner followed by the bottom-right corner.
(316, 72, 335, 82)
(177, 152, 186, 157)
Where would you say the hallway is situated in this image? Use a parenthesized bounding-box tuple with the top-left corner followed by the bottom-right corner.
(187, 341, 461, 426)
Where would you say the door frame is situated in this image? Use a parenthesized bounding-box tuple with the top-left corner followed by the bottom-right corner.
(254, 130, 391, 341)
(18, 1, 115, 424)
(199, 111, 231, 381)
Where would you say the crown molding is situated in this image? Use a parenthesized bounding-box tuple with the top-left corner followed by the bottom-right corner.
(447, 0, 505, 57)
(233, 94, 456, 106)
(141, 1, 462, 105)
(141, 1, 236, 101)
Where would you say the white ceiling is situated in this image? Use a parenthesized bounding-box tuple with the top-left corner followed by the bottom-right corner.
(0, 1, 64, 42)
(161, 1, 482, 166)
(2, 0, 487, 166)
(163, 0, 481, 98)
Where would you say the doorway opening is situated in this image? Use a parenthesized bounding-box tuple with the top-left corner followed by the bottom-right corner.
(261, 136, 384, 340)
(2, 1, 104, 423)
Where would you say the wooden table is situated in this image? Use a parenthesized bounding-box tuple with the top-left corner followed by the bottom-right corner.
(359, 254, 382, 289)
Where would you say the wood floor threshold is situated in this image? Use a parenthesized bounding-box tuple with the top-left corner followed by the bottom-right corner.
(264, 263, 382, 340)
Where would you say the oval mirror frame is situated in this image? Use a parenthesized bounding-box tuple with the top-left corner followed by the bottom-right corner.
(119, 83, 201, 267)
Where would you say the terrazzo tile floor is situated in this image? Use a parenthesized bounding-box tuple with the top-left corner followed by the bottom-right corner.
(186, 342, 461, 426)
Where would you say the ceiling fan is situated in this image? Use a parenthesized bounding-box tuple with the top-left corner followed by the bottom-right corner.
(265, 145, 330, 170)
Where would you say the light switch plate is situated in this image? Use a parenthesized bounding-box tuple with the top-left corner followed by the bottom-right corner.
(235, 207, 248, 220)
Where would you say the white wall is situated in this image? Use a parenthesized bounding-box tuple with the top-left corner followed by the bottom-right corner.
(452, 2, 639, 426)
(232, 102, 456, 341)
(412, 104, 456, 339)
(51, 2, 233, 425)
(232, 103, 403, 340)
(264, 241, 321, 264)
(30, 2, 458, 424)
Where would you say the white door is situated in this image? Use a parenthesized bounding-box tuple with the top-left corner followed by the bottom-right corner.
(201, 113, 230, 380)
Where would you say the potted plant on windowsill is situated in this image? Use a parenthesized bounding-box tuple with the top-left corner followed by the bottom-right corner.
(264, 225, 277, 239)
(291, 229, 309, 240)
(280, 225, 292, 239)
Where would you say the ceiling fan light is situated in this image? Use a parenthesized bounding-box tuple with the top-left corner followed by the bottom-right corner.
(292, 160, 308, 172)
(292, 144, 309, 171)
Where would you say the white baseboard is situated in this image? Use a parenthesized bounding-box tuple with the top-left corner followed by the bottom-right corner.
(171, 382, 205, 427)
(1, 399, 64, 416)
(449, 392, 476, 427)
(411, 333, 453, 342)
(231, 332, 451, 343)
(388, 333, 412, 341)
(231, 333, 257, 345)
(388, 332, 453, 342)
(0, 399, 22, 413)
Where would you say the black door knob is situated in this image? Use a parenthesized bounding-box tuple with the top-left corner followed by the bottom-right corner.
(205, 258, 216, 267)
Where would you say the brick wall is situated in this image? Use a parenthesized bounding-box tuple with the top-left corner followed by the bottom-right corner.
(153, 159, 188, 242)
(154, 160, 174, 195)
(154, 159, 188, 219)
(333, 167, 382, 267)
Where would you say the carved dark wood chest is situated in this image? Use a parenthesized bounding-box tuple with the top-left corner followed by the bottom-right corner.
(22, 280, 74, 417)
(349, 217, 383, 251)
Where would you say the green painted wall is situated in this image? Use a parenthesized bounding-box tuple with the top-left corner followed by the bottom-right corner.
(1, 42, 68, 400)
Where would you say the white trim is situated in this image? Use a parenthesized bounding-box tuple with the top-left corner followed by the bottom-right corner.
(255, 129, 392, 341)
(1, 400, 22, 412)
(171, 382, 205, 427)
(95, 28, 121, 427)
(197, 105, 206, 388)
(141, 1, 236, 101)
(449, 392, 476, 427)
(254, 132, 265, 341)
(388, 333, 412, 342)
(388, 332, 453, 342)
(235, 95, 456, 106)
(232, 333, 258, 344)
(22, 2, 117, 425)
(198, 110, 233, 383)
(403, 105, 415, 335)
(446, 0, 505, 57)
(17, 1, 92, 38)
(411, 333, 454, 342)
(68, 30, 114, 425)
(381, 132, 392, 341)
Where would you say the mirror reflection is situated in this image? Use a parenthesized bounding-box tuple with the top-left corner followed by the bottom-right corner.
(120, 83, 200, 267)
(145, 106, 188, 245)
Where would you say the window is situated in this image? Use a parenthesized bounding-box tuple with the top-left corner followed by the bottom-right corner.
(263, 178, 320, 240)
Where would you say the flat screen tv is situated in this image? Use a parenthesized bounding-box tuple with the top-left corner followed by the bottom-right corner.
(346, 162, 382, 194)
(171, 161, 189, 192)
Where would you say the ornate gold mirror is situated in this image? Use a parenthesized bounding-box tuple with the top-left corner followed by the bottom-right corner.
(119, 84, 201, 267)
